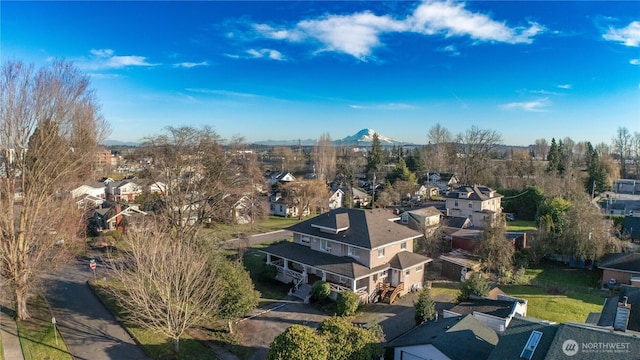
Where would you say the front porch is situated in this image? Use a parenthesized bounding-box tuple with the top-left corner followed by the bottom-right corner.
(267, 255, 369, 302)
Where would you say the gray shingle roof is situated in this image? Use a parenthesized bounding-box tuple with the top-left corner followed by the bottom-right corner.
(597, 285, 640, 332)
(388, 251, 432, 270)
(446, 185, 502, 201)
(260, 242, 374, 279)
(598, 253, 640, 273)
(545, 323, 640, 360)
(386, 314, 498, 360)
(448, 298, 516, 319)
(287, 208, 422, 249)
(487, 317, 558, 360)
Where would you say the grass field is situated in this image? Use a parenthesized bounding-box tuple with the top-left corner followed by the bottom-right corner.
(17, 296, 72, 360)
(428, 281, 461, 302)
(243, 247, 290, 307)
(202, 216, 301, 242)
(506, 220, 537, 232)
(501, 284, 606, 323)
(501, 261, 607, 323)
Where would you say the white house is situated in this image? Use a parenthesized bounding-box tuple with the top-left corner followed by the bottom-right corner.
(445, 185, 502, 227)
(329, 188, 344, 210)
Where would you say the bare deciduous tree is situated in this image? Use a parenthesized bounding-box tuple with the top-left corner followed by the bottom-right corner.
(612, 127, 632, 178)
(477, 217, 514, 275)
(0, 60, 108, 319)
(424, 123, 452, 174)
(454, 126, 502, 185)
(138, 126, 244, 239)
(533, 138, 549, 160)
(283, 179, 329, 218)
(108, 222, 223, 353)
(313, 132, 336, 183)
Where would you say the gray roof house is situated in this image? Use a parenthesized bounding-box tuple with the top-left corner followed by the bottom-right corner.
(261, 208, 432, 303)
(385, 314, 499, 360)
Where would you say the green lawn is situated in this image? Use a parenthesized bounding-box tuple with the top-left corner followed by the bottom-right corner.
(506, 220, 537, 232)
(17, 296, 72, 360)
(243, 248, 290, 307)
(501, 284, 606, 323)
(202, 216, 301, 242)
(520, 262, 602, 290)
(428, 281, 461, 302)
(89, 280, 214, 360)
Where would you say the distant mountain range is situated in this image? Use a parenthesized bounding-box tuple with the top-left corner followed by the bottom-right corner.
(253, 128, 413, 146)
(102, 139, 141, 146)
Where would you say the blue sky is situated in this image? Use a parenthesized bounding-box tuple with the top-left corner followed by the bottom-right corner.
(2, 1, 639, 146)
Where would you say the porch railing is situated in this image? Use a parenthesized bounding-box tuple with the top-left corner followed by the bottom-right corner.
(329, 282, 351, 293)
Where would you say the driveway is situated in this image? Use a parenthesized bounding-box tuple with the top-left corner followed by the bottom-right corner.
(222, 230, 292, 250)
(44, 259, 149, 360)
(235, 296, 327, 360)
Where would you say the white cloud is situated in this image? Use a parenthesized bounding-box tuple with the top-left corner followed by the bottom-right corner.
(631, 59, 640, 65)
(173, 61, 209, 68)
(90, 48, 114, 57)
(80, 49, 157, 70)
(439, 44, 460, 56)
(557, 84, 572, 89)
(250, 0, 545, 60)
(603, 21, 640, 47)
(500, 98, 550, 112)
(409, 1, 543, 44)
(247, 48, 285, 60)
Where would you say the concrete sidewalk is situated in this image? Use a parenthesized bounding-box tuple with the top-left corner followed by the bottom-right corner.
(0, 305, 25, 360)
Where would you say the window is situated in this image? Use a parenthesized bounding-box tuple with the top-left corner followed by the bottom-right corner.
(468, 202, 473, 208)
(380, 270, 388, 279)
(347, 246, 359, 258)
(454, 200, 459, 207)
(378, 247, 385, 258)
(320, 239, 332, 252)
(416, 265, 423, 272)
(300, 235, 310, 244)
(401, 241, 407, 250)
(405, 270, 411, 276)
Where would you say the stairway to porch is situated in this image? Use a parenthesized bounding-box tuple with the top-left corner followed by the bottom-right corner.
(290, 283, 312, 303)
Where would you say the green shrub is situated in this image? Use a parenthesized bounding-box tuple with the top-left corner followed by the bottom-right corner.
(457, 272, 490, 302)
(260, 264, 278, 282)
(336, 291, 359, 316)
(311, 281, 331, 303)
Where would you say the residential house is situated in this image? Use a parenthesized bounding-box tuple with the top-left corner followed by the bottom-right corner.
(385, 314, 499, 360)
(70, 182, 106, 199)
(269, 191, 308, 218)
(622, 216, 640, 241)
(328, 188, 344, 210)
(595, 285, 640, 332)
(228, 195, 254, 225)
(400, 206, 442, 232)
(613, 179, 640, 195)
(351, 187, 371, 208)
(414, 184, 439, 200)
(268, 171, 296, 187)
(445, 185, 503, 227)
(488, 317, 640, 360)
(93, 204, 147, 233)
(76, 194, 105, 209)
(261, 208, 432, 303)
(428, 172, 460, 193)
(443, 295, 527, 334)
(598, 252, 640, 286)
(106, 180, 142, 202)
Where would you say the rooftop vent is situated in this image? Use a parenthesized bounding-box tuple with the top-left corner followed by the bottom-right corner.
(520, 330, 543, 360)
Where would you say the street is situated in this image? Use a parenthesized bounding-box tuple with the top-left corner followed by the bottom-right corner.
(44, 259, 150, 360)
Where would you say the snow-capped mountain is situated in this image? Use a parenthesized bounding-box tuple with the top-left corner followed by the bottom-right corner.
(333, 128, 408, 146)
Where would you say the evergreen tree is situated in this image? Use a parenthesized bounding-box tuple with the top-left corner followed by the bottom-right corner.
(457, 272, 490, 302)
(546, 138, 559, 173)
(414, 288, 436, 325)
(585, 142, 610, 196)
(366, 133, 384, 174)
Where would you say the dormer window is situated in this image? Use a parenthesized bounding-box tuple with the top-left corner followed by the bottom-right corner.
(378, 247, 385, 258)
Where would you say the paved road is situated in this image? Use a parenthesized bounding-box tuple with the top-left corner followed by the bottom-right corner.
(44, 260, 149, 360)
(222, 229, 292, 249)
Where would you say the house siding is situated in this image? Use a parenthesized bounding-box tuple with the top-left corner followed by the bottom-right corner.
(603, 269, 636, 286)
